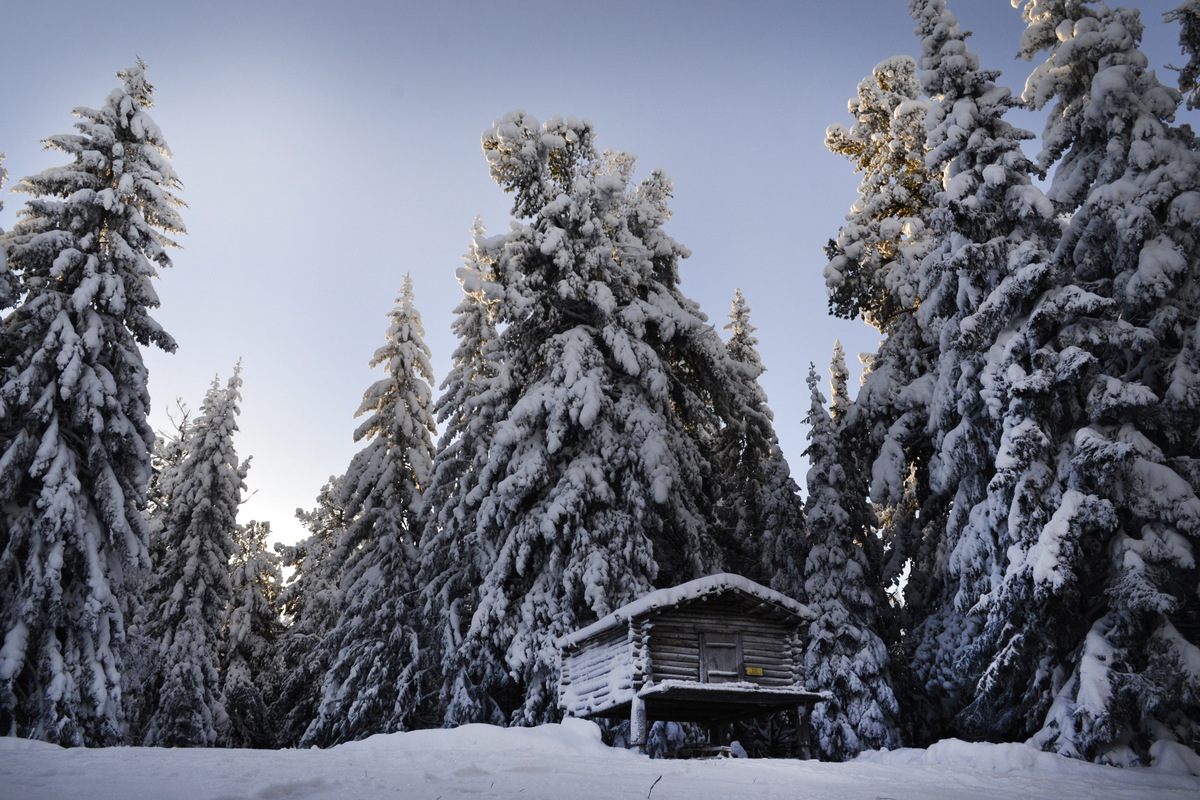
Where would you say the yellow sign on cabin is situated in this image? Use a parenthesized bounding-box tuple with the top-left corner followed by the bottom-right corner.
(745, 667, 763, 677)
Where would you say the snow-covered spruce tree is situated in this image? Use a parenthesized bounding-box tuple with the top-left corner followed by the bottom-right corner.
(302, 274, 436, 746)
(716, 289, 805, 590)
(141, 366, 247, 747)
(902, 0, 1060, 742)
(458, 112, 739, 724)
(224, 520, 283, 749)
(0, 61, 184, 746)
(715, 290, 807, 757)
(1001, 0, 1200, 763)
(269, 478, 345, 748)
(418, 221, 511, 727)
(940, 0, 1136, 747)
(802, 354, 899, 761)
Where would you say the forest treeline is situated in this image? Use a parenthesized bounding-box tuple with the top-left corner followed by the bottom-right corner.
(1, 0, 1198, 769)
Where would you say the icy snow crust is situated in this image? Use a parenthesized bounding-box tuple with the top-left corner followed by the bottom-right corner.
(558, 572, 814, 648)
(2, 720, 1198, 800)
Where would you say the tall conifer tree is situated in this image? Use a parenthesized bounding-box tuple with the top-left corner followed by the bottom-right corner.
(456, 113, 741, 724)
(818, 0, 1199, 762)
(717, 289, 805, 593)
(303, 275, 436, 745)
(903, 0, 1059, 740)
(418, 223, 510, 726)
(142, 367, 247, 747)
(1003, 0, 1200, 762)
(0, 61, 184, 746)
(803, 352, 899, 760)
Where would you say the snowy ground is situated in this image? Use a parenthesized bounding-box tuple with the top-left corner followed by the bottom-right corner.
(2, 719, 1198, 800)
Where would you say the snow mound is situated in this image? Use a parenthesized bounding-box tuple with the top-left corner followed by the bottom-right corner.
(340, 718, 614, 758)
(1151, 740, 1200, 777)
(857, 738, 1086, 775)
(857, 737, 1200, 785)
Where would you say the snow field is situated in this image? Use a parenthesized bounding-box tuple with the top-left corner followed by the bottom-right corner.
(2, 719, 1197, 800)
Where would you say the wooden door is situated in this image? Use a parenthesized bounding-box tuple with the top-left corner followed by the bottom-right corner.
(699, 631, 743, 683)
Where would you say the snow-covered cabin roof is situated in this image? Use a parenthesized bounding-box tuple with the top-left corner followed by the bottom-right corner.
(559, 572, 812, 649)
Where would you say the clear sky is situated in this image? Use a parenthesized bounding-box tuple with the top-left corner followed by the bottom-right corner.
(1, 1, 1191, 547)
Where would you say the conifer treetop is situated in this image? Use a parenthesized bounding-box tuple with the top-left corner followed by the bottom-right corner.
(9, 59, 184, 353)
(724, 288, 763, 376)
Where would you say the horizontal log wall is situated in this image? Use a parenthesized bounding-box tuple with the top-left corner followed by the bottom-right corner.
(559, 624, 635, 717)
(646, 600, 801, 688)
(560, 595, 808, 719)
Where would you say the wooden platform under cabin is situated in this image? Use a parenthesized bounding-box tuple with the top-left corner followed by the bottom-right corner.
(590, 681, 826, 724)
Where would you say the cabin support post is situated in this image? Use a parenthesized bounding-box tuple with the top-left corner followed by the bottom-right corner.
(795, 704, 808, 757)
(630, 693, 648, 754)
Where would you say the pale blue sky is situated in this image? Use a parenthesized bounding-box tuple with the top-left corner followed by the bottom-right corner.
(1, 1, 1190, 546)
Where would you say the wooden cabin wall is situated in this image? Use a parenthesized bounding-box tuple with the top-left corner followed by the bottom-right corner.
(645, 600, 799, 688)
(559, 624, 636, 718)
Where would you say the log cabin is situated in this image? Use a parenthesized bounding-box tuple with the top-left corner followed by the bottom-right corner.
(557, 573, 825, 753)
